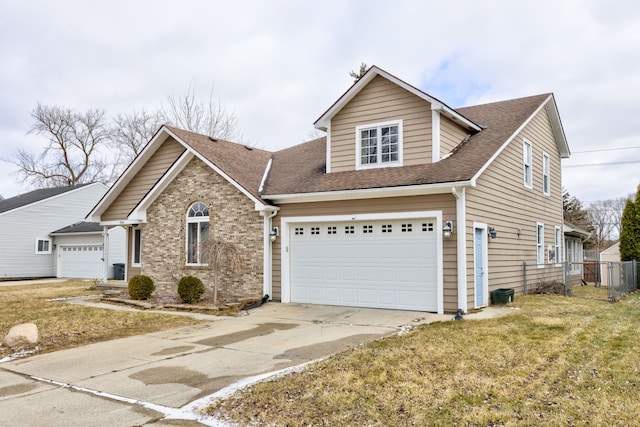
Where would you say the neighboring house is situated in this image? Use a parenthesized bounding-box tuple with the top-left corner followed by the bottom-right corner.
(88, 66, 570, 314)
(0, 183, 116, 280)
(50, 222, 126, 280)
(564, 221, 591, 285)
(600, 242, 620, 285)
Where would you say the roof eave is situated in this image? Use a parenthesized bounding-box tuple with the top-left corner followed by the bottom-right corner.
(264, 180, 474, 204)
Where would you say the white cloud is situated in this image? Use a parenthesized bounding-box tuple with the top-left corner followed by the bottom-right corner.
(0, 0, 638, 202)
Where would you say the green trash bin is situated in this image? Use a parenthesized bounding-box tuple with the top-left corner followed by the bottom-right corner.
(491, 288, 514, 304)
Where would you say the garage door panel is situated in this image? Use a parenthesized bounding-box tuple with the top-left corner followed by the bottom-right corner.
(289, 218, 439, 312)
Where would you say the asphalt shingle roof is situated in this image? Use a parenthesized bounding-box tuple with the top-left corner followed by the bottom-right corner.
(166, 126, 273, 202)
(0, 184, 91, 214)
(261, 94, 551, 196)
(50, 221, 107, 234)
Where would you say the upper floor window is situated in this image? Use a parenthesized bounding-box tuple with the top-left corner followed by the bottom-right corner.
(186, 202, 209, 265)
(523, 139, 533, 188)
(542, 153, 550, 196)
(356, 120, 403, 170)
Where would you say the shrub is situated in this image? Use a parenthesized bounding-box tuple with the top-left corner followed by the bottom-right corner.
(178, 276, 205, 304)
(128, 275, 155, 300)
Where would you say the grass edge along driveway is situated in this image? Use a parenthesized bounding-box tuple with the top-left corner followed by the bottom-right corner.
(0, 281, 204, 359)
(209, 289, 640, 426)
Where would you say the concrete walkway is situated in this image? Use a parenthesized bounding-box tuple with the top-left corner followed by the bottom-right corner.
(0, 295, 514, 426)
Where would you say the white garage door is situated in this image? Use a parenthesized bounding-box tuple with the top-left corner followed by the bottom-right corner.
(289, 218, 438, 312)
(58, 245, 104, 279)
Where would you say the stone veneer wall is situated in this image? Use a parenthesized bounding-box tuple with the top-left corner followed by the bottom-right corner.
(140, 157, 264, 301)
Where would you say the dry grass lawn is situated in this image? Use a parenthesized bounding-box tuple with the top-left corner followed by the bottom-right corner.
(0, 281, 204, 358)
(209, 288, 640, 426)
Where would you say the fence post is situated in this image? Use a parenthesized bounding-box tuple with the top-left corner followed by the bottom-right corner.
(635, 260, 638, 291)
(563, 261, 569, 296)
(523, 261, 527, 294)
(608, 262, 615, 302)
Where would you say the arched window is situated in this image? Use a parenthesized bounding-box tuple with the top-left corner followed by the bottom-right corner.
(186, 202, 209, 265)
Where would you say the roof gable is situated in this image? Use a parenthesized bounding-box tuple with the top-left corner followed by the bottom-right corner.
(456, 93, 570, 185)
(314, 65, 481, 133)
(88, 126, 274, 223)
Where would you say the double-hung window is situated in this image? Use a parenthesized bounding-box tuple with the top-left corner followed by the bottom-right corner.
(554, 226, 562, 265)
(542, 153, 550, 196)
(536, 222, 544, 266)
(186, 202, 210, 265)
(356, 120, 402, 169)
(523, 139, 533, 188)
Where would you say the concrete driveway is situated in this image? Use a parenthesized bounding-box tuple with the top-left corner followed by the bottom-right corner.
(0, 302, 460, 426)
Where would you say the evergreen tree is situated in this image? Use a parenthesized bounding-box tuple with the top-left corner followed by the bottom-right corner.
(349, 63, 369, 82)
(562, 188, 588, 225)
(620, 185, 640, 263)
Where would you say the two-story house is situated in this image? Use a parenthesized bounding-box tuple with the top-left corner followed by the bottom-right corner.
(88, 66, 569, 314)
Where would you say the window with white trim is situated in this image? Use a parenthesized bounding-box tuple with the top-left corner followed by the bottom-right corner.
(35, 238, 51, 254)
(554, 226, 562, 264)
(542, 153, 550, 196)
(356, 120, 402, 169)
(186, 202, 209, 265)
(536, 222, 544, 265)
(132, 228, 142, 266)
(524, 139, 533, 188)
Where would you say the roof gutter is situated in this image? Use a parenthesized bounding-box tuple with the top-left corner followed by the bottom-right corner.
(263, 180, 475, 204)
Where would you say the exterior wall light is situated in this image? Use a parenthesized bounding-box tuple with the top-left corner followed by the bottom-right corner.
(269, 226, 279, 242)
(443, 220, 453, 239)
(488, 227, 497, 239)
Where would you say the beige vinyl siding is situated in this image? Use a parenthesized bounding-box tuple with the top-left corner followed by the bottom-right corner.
(102, 138, 185, 221)
(465, 107, 564, 305)
(271, 194, 460, 312)
(330, 75, 433, 172)
(440, 116, 470, 156)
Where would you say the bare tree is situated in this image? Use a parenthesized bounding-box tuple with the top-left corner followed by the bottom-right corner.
(200, 238, 244, 304)
(586, 200, 621, 250)
(109, 80, 246, 169)
(8, 103, 112, 188)
(111, 109, 164, 165)
(160, 80, 242, 142)
(609, 196, 629, 238)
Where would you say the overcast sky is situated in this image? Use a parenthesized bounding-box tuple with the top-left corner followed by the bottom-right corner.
(1, 0, 638, 204)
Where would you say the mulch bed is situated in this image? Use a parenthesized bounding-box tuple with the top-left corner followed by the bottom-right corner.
(101, 291, 262, 315)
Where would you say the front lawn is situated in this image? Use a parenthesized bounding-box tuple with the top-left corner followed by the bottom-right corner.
(208, 290, 640, 426)
(0, 281, 204, 358)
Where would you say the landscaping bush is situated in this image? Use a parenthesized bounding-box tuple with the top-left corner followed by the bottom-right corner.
(178, 276, 205, 303)
(128, 275, 155, 300)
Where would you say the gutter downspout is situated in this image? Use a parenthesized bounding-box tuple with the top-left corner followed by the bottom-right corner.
(261, 208, 279, 299)
(452, 187, 467, 312)
(102, 225, 110, 284)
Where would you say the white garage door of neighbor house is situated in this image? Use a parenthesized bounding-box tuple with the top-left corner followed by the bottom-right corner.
(58, 245, 104, 279)
(289, 218, 438, 312)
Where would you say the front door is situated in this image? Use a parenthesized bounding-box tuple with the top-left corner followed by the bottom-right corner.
(474, 226, 488, 307)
